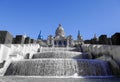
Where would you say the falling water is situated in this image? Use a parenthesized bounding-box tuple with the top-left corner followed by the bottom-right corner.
(32, 51, 83, 59)
(4, 47, 113, 77)
(40, 47, 76, 52)
(5, 59, 111, 76)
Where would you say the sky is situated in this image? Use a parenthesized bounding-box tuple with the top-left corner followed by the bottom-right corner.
(0, 0, 120, 40)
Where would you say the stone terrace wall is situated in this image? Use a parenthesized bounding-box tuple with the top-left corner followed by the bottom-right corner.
(82, 44, 120, 65)
(0, 44, 40, 63)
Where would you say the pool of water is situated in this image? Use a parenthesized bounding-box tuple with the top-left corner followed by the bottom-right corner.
(0, 76, 120, 82)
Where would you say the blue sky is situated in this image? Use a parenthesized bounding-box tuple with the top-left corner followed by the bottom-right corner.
(0, 0, 120, 40)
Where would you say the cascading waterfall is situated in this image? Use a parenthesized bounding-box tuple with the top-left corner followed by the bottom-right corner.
(4, 47, 112, 76)
(5, 59, 111, 76)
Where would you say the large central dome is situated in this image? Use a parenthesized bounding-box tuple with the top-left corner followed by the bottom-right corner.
(55, 24, 65, 37)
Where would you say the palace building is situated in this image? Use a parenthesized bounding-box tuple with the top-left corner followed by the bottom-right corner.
(37, 24, 84, 47)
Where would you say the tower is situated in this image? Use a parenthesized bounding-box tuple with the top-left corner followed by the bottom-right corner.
(37, 30, 43, 40)
(76, 30, 84, 45)
(92, 33, 98, 44)
(77, 30, 82, 40)
(93, 34, 97, 40)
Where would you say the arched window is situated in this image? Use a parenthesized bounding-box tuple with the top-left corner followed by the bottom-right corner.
(58, 41, 62, 46)
(54, 41, 56, 45)
(64, 41, 67, 46)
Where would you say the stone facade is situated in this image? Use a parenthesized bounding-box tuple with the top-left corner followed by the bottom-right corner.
(14, 35, 25, 44)
(24, 37, 31, 44)
(0, 31, 13, 44)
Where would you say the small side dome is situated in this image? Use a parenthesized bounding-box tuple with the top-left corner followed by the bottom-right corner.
(55, 24, 65, 37)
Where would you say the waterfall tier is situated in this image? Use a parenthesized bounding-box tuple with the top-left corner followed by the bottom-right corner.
(5, 59, 111, 76)
(40, 47, 76, 52)
(32, 51, 82, 59)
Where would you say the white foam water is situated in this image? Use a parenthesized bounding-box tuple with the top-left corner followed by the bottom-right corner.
(5, 59, 112, 76)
